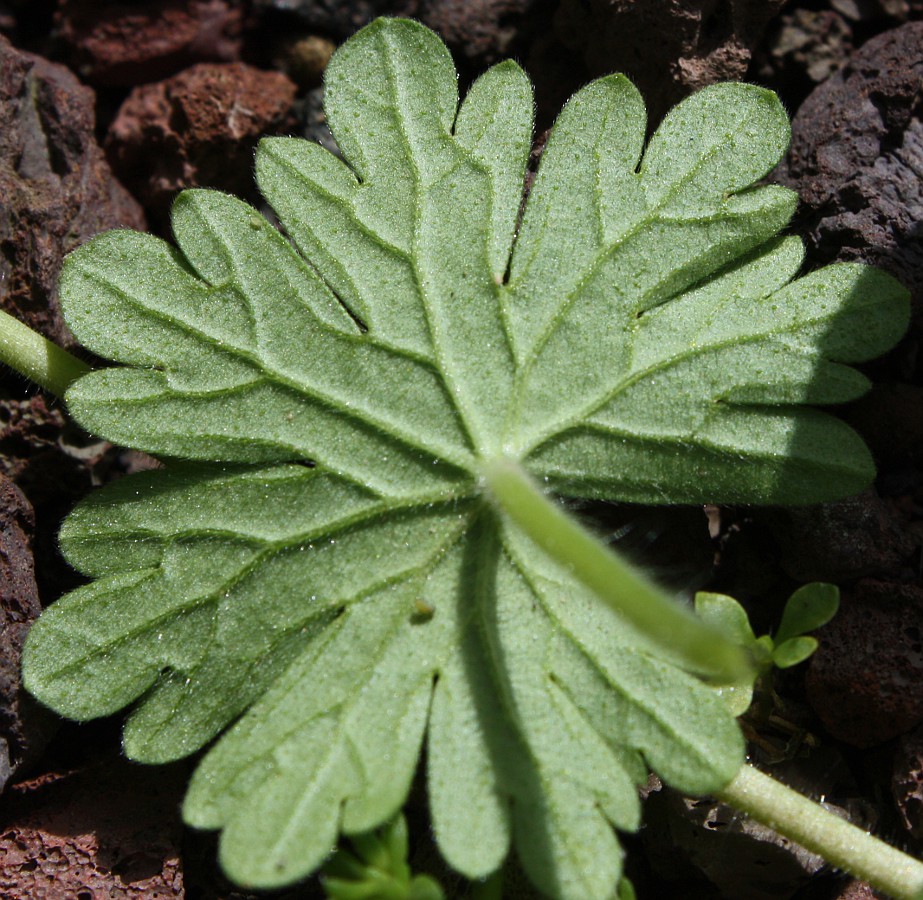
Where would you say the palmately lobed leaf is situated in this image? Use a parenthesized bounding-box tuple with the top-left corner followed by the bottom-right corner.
(22, 16, 909, 900)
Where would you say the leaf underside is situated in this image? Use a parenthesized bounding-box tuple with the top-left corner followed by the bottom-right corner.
(22, 17, 908, 899)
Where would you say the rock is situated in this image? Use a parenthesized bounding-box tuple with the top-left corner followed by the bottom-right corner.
(806, 580, 923, 747)
(419, 0, 552, 66)
(0, 754, 186, 898)
(775, 22, 923, 311)
(768, 490, 914, 584)
(644, 749, 877, 898)
(754, 9, 853, 90)
(253, 0, 416, 40)
(105, 62, 297, 225)
(56, 0, 244, 86)
(272, 33, 336, 90)
(257, 0, 549, 68)
(830, 0, 923, 22)
(644, 784, 823, 899)
(893, 722, 923, 840)
(552, 0, 787, 124)
(0, 392, 114, 601)
(0, 474, 50, 794)
(0, 34, 145, 347)
(833, 881, 880, 900)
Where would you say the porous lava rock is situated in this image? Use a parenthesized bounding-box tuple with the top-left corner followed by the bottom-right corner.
(806, 580, 923, 747)
(0, 391, 120, 603)
(253, 0, 416, 39)
(56, 0, 244, 86)
(417, 0, 553, 66)
(256, 0, 549, 68)
(552, 0, 787, 124)
(0, 756, 186, 898)
(0, 474, 47, 794)
(0, 34, 145, 347)
(775, 22, 923, 311)
(754, 8, 854, 91)
(105, 62, 296, 224)
(834, 881, 881, 900)
(768, 490, 914, 584)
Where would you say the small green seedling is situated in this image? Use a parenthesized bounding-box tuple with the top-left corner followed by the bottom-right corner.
(2, 16, 921, 900)
(696, 583, 840, 716)
(322, 814, 445, 900)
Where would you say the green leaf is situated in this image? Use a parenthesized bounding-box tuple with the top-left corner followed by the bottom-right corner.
(772, 636, 819, 669)
(322, 814, 445, 900)
(774, 582, 840, 645)
(21, 16, 908, 900)
(694, 592, 758, 648)
(617, 877, 638, 900)
(693, 592, 761, 716)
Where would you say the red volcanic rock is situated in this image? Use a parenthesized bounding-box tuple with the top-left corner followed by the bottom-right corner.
(0, 474, 48, 793)
(806, 580, 923, 747)
(253, 0, 416, 39)
(106, 62, 297, 223)
(0, 35, 145, 347)
(420, 0, 550, 66)
(552, 0, 786, 124)
(57, 0, 244, 86)
(0, 756, 186, 898)
(257, 0, 549, 68)
(754, 8, 854, 89)
(775, 22, 923, 311)
(769, 490, 914, 584)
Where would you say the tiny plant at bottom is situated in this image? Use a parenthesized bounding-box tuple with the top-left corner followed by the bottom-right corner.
(321, 813, 446, 900)
(3, 15, 922, 900)
(696, 582, 841, 717)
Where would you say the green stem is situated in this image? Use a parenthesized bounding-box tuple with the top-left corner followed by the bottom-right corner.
(0, 308, 90, 397)
(718, 764, 923, 900)
(479, 455, 752, 683)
